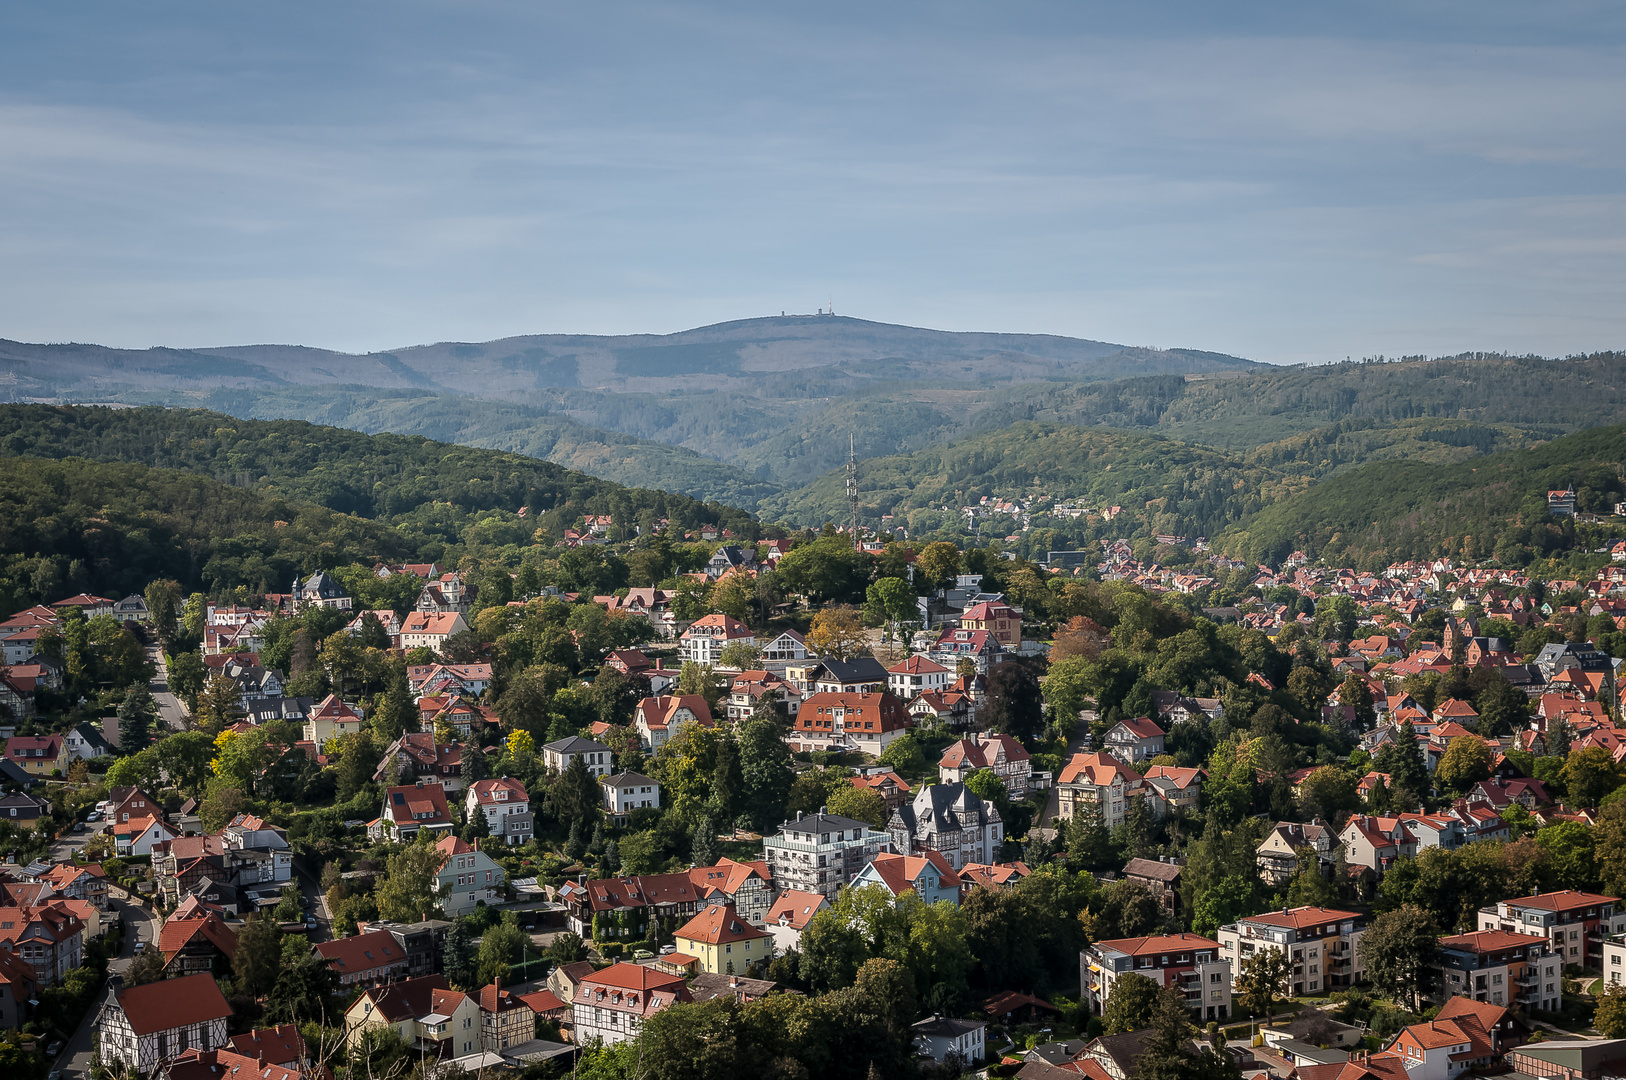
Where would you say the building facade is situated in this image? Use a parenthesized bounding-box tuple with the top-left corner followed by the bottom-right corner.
(1217, 906, 1365, 998)
(762, 812, 888, 901)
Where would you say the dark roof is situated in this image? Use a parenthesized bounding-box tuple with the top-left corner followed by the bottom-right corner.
(815, 657, 889, 684)
(913, 1015, 986, 1037)
(687, 973, 779, 1001)
(891, 782, 996, 837)
(777, 812, 876, 835)
(1122, 857, 1182, 883)
(542, 736, 610, 755)
(1024, 1040, 1088, 1065)
(1088, 1030, 1153, 1071)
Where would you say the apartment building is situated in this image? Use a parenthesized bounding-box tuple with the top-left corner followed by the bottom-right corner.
(762, 811, 888, 901)
(1217, 906, 1365, 997)
(1477, 890, 1626, 969)
(1438, 929, 1561, 1012)
(1081, 933, 1233, 1022)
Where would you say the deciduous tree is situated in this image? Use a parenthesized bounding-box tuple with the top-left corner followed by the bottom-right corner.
(1359, 904, 1441, 1012)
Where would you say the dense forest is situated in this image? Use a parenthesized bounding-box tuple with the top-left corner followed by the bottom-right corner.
(1217, 421, 1626, 568)
(0, 404, 758, 534)
(757, 422, 1306, 540)
(163, 386, 781, 508)
(0, 405, 768, 610)
(0, 456, 413, 612)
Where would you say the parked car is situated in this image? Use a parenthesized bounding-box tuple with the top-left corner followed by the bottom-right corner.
(133, 940, 146, 954)
(85, 811, 101, 822)
(305, 914, 317, 929)
(46, 1041, 61, 1057)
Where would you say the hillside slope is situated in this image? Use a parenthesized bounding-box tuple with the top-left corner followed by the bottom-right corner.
(157, 387, 781, 508)
(759, 422, 1306, 539)
(0, 456, 413, 611)
(0, 404, 760, 539)
(1216, 423, 1626, 568)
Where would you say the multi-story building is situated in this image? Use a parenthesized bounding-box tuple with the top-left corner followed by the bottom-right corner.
(356, 919, 450, 979)
(555, 872, 704, 940)
(762, 811, 888, 901)
(292, 571, 351, 611)
(851, 852, 963, 907)
(1217, 906, 1365, 998)
(688, 858, 774, 927)
(1101, 716, 1165, 765)
(1056, 753, 1143, 829)
(1479, 890, 1626, 969)
(765, 890, 829, 955)
(465, 777, 533, 845)
(632, 694, 713, 752)
(571, 963, 690, 1047)
(476, 982, 534, 1051)
(541, 736, 613, 778)
(344, 975, 480, 1058)
(937, 733, 1032, 796)
(1082, 933, 1233, 1022)
(0, 951, 39, 1030)
(1256, 820, 1335, 887)
(678, 614, 755, 666)
(433, 835, 505, 916)
(786, 691, 913, 756)
(373, 733, 464, 792)
(156, 912, 238, 980)
(887, 782, 1003, 871)
(314, 929, 411, 988)
(887, 655, 952, 700)
(1141, 764, 1203, 817)
(303, 695, 364, 745)
(98, 973, 233, 1075)
(1438, 929, 1561, 1012)
(673, 902, 773, 975)
(0, 902, 84, 985)
(370, 781, 454, 841)
(601, 771, 661, 822)
(958, 600, 1021, 648)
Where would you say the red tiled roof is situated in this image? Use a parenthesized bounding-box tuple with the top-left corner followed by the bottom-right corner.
(1498, 889, 1620, 912)
(114, 971, 232, 1036)
(226, 1024, 308, 1067)
(1093, 932, 1221, 957)
(159, 912, 238, 962)
(1240, 906, 1360, 930)
(674, 903, 770, 946)
(766, 890, 828, 929)
(314, 929, 404, 973)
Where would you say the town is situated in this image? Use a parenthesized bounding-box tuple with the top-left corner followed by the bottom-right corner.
(1, 506, 1626, 1080)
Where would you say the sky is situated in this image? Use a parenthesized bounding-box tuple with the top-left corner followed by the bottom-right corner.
(2, 1, 1624, 364)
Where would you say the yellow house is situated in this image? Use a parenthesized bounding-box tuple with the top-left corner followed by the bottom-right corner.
(672, 902, 772, 976)
(344, 974, 481, 1059)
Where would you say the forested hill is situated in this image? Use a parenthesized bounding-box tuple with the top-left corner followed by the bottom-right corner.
(975, 352, 1626, 454)
(0, 404, 760, 540)
(757, 422, 1307, 538)
(1216, 422, 1626, 569)
(0, 456, 414, 612)
(173, 386, 779, 508)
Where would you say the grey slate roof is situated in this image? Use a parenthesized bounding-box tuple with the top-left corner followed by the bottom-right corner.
(542, 736, 610, 755)
(890, 782, 998, 839)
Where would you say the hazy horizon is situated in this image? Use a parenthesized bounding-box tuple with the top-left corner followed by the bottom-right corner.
(3, 2, 1623, 364)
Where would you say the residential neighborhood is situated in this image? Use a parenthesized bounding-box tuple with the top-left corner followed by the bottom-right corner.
(1, 509, 1626, 1080)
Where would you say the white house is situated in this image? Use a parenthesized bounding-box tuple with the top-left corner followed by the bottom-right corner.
(464, 778, 533, 845)
(541, 736, 613, 778)
(886, 655, 952, 700)
(912, 1016, 986, 1066)
(601, 772, 661, 821)
(400, 612, 471, 655)
(678, 614, 755, 666)
(97, 973, 232, 1075)
(765, 890, 829, 955)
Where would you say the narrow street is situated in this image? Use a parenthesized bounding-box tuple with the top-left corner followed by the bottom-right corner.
(145, 645, 189, 731)
(52, 901, 155, 1080)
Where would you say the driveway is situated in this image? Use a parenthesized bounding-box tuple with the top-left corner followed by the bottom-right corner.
(146, 645, 190, 731)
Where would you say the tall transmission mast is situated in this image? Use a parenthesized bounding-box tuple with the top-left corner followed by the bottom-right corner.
(847, 433, 860, 551)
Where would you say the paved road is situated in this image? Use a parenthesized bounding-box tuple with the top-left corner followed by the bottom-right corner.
(53, 902, 155, 1080)
(293, 859, 332, 944)
(146, 645, 189, 731)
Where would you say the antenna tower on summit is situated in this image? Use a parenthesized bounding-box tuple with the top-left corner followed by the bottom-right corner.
(847, 433, 860, 551)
